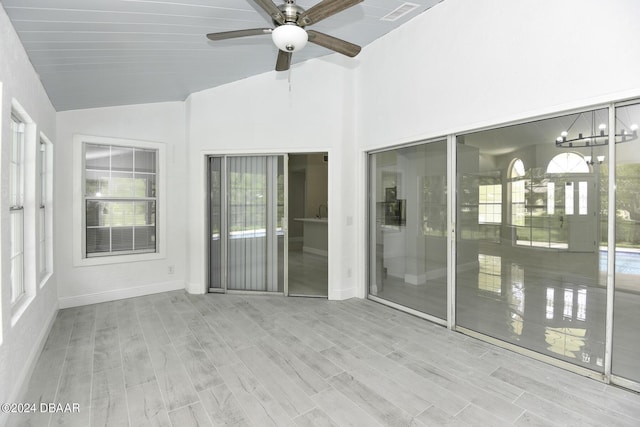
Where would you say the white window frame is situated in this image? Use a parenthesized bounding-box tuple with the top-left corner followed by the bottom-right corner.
(10, 113, 26, 306)
(39, 132, 54, 286)
(73, 134, 166, 266)
(10, 100, 37, 324)
(478, 183, 502, 224)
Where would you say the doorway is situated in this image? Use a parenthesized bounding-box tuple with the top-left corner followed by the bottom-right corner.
(207, 153, 327, 297)
(287, 153, 328, 297)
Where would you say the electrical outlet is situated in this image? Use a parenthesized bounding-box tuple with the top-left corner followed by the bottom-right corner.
(168, 265, 175, 274)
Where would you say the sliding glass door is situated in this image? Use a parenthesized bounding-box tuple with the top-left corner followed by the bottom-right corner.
(368, 140, 448, 321)
(209, 155, 285, 293)
(456, 109, 608, 371)
(209, 157, 223, 289)
(612, 102, 640, 387)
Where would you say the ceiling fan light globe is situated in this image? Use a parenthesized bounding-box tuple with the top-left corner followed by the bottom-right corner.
(272, 24, 308, 52)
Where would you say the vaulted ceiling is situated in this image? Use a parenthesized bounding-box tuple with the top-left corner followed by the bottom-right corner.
(2, 0, 443, 111)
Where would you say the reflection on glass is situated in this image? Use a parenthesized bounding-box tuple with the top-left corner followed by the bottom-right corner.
(563, 289, 573, 319)
(277, 156, 284, 293)
(545, 327, 586, 359)
(565, 182, 575, 216)
(369, 140, 448, 319)
(546, 288, 554, 320)
(478, 254, 501, 294)
(612, 103, 640, 383)
(509, 264, 525, 337)
(456, 108, 607, 371)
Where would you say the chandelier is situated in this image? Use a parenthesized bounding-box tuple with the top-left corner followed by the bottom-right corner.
(554, 111, 638, 148)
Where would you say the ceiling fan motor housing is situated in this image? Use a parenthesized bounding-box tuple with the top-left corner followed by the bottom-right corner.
(276, 1, 305, 25)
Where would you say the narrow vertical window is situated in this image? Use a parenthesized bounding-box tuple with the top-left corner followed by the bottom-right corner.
(565, 182, 574, 216)
(10, 114, 25, 304)
(38, 138, 47, 277)
(510, 159, 526, 226)
(547, 182, 555, 215)
(578, 181, 588, 215)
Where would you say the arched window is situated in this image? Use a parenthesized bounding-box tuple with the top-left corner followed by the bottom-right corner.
(546, 153, 589, 174)
(511, 159, 525, 178)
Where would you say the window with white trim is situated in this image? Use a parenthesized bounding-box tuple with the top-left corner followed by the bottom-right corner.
(478, 183, 502, 224)
(83, 143, 158, 257)
(10, 114, 25, 304)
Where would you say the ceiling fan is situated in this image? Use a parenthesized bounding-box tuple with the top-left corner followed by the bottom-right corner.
(206, 0, 363, 71)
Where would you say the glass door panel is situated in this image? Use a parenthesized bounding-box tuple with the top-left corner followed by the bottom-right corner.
(456, 109, 608, 372)
(209, 157, 223, 289)
(612, 103, 640, 383)
(208, 155, 284, 293)
(369, 140, 448, 319)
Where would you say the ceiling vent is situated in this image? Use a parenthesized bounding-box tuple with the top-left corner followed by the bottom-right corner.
(380, 2, 420, 22)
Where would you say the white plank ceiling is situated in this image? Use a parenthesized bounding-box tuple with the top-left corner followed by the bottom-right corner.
(2, 0, 443, 111)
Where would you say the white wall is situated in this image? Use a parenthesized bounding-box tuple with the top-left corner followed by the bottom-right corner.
(186, 55, 359, 299)
(56, 102, 188, 307)
(357, 0, 640, 150)
(0, 4, 57, 424)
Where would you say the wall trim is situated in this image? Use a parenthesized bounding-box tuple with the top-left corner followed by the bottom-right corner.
(186, 281, 206, 295)
(1, 303, 58, 427)
(58, 280, 185, 308)
(329, 286, 356, 301)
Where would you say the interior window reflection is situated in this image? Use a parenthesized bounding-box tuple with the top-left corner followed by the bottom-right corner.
(456, 108, 608, 371)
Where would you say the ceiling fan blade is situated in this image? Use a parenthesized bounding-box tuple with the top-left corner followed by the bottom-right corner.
(298, 0, 363, 26)
(307, 30, 361, 57)
(275, 50, 292, 71)
(253, 0, 286, 25)
(206, 28, 273, 41)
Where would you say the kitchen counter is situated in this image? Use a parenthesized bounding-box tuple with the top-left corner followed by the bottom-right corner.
(294, 218, 328, 256)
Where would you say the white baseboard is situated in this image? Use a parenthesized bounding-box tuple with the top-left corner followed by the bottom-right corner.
(329, 286, 356, 300)
(1, 303, 58, 427)
(186, 281, 206, 294)
(404, 273, 426, 285)
(58, 280, 185, 308)
(404, 267, 447, 285)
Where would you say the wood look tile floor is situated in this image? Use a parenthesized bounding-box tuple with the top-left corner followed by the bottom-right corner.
(10, 291, 640, 427)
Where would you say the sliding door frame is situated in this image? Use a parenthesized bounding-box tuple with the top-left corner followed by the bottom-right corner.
(366, 137, 449, 327)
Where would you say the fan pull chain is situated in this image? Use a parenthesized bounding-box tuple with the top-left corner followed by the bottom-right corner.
(288, 68, 292, 92)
